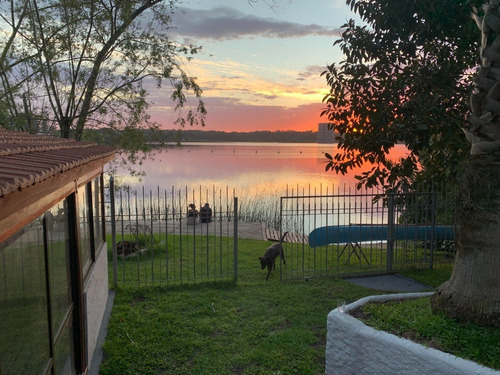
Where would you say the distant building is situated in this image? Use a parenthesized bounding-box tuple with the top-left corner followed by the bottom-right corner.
(317, 123, 339, 143)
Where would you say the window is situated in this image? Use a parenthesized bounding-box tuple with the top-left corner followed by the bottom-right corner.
(0, 217, 51, 375)
(79, 186, 91, 276)
(92, 177, 103, 253)
(0, 175, 107, 375)
(46, 202, 75, 375)
(0, 200, 78, 375)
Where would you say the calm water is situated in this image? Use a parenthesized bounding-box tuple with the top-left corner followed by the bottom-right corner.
(112, 142, 409, 230)
(114, 142, 408, 197)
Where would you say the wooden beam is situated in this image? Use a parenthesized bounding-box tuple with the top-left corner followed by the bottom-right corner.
(0, 156, 113, 244)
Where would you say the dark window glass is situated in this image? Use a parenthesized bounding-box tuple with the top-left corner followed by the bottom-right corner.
(0, 219, 51, 375)
(79, 186, 91, 275)
(46, 203, 71, 334)
(93, 177, 103, 251)
(53, 316, 75, 375)
(45, 202, 75, 375)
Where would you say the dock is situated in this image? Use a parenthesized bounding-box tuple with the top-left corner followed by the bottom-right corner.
(265, 228, 309, 244)
(110, 220, 307, 243)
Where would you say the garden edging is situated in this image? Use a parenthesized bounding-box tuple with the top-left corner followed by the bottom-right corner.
(325, 292, 500, 375)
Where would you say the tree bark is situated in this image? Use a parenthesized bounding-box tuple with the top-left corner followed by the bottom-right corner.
(431, 155, 500, 327)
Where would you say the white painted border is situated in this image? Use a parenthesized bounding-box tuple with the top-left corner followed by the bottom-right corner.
(325, 292, 500, 375)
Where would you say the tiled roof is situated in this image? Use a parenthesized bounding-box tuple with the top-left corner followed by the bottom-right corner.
(0, 128, 115, 197)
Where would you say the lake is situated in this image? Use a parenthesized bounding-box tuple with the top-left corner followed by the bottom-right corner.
(111, 142, 412, 231)
(114, 142, 409, 197)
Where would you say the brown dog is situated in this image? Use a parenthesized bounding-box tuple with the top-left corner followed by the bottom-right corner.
(259, 231, 288, 280)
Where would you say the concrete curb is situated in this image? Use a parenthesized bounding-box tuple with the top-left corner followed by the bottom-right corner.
(325, 292, 500, 375)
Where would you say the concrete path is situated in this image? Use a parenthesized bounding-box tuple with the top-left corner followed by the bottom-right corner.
(343, 274, 433, 292)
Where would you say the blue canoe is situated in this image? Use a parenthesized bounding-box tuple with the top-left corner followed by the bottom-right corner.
(308, 225, 455, 248)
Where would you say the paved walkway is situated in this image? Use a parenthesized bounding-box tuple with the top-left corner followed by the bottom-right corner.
(343, 274, 433, 292)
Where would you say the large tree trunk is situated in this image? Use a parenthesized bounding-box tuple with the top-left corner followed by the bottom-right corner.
(431, 156, 500, 327)
(431, 0, 500, 327)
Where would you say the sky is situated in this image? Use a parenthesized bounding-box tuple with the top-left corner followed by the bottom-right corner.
(149, 0, 358, 133)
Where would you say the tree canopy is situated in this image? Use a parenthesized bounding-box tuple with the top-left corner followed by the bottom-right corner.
(322, 0, 482, 189)
(0, 0, 205, 144)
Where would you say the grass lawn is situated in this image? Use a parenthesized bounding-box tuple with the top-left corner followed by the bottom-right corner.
(99, 238, 498, 374)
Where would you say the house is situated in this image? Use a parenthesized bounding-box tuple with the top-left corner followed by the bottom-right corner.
(0, 128, 115, 375)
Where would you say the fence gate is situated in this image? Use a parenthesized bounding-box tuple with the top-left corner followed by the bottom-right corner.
(278, 191, 455, 281)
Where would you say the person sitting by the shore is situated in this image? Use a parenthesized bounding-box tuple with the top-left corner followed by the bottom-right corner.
(187, 204, 198, 225)
(199, 203, 212, 223)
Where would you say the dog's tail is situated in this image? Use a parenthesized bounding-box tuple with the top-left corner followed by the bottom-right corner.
(279, 231, 288, 264)
(279, 231, 289, 243)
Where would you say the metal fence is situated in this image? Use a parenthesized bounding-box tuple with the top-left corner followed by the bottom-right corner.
(278, 186, 456, 281)
(107, 180, 456, 286)
(108, 179, 238, 287)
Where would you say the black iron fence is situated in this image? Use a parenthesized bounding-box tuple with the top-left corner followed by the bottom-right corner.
(108, 179, 238, 287)
(278, 186, 456, 281)
(106, 181, 456, 286)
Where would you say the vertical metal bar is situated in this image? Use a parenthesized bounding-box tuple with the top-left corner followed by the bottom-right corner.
(164, 190, 171, 284)
(120, 190, 125, 283)
(387, 194, 395, 273)
(218, 188, 222, 276)
(233, 197, 238, 282)
(430, 192, 437, 270)
(279, 197, 283, 280)
(150, 190, 154, 284)
(325, 198, 329, 274)
(179, 189, 183, 282)
(192, 188, 196, 281)
(110, 177, 117, 288)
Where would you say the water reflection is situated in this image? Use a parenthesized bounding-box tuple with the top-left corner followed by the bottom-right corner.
(114, 142, 409, 197)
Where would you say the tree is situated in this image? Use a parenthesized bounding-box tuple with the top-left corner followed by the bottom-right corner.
(430, 0, 500, 327)
(0, 0, 205, 142)
(323, 0, 500, 326)
(321, 0, 481, 190)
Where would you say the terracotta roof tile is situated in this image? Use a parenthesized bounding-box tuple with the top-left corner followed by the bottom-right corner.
(0, 128, 115, 197)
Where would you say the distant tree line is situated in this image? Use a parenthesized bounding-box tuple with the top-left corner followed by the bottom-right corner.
(159, 129, 319, 143)
(83, 128, 319, 146)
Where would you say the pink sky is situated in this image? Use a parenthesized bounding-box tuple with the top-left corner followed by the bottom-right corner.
(144, 1, 351, 133)
(150, 96, 325, 133)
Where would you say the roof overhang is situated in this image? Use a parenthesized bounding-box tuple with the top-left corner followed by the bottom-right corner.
(0, 128, 116, 243)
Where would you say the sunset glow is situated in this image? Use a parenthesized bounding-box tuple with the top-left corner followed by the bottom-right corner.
(146, 1, 355, 133)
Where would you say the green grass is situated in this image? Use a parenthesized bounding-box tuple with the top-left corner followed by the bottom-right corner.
(110, 232, 451, 286)
(399, 264, 455, 288)
(100, 240, 498, 374)
(100, 280, 371, 375)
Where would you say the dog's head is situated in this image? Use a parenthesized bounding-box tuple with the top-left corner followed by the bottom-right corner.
(259, 256, 269, 269)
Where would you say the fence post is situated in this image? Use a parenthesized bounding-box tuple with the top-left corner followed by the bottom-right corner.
(430, 191, 437, 270)
(110, 176, 117, 288)
(233, 197, 238, 282)
(279, 197, 283, 281)
(387, 194, 394, 273)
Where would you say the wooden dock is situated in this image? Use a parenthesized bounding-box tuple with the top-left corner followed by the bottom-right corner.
(265, 228, 309, 244)
(109, 220, 307, 244)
